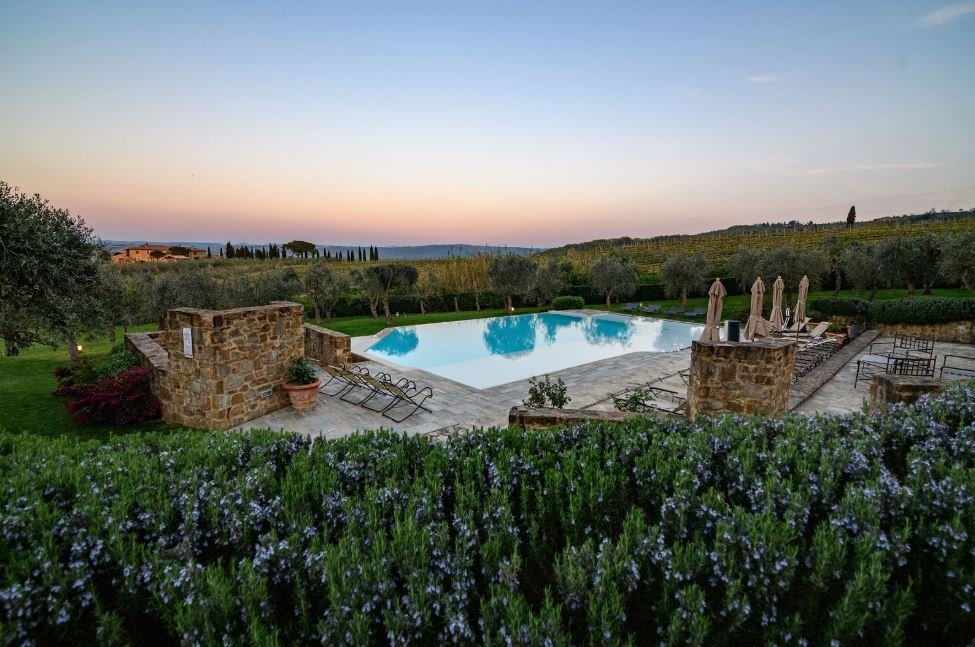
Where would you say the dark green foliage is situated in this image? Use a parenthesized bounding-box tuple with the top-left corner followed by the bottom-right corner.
(551, 295, 585, 310)
(809, 298, 873, 319)
(286, 357, 318, 385)
(870, 297, 975, 325)
(3, 384, 975, 644)
(523, 374, 571, 409)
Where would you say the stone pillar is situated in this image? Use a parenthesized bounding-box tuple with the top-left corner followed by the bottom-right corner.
(157, 302, 305, 430)
(687, 339, 796, 419)
(869, 374, 950, 410)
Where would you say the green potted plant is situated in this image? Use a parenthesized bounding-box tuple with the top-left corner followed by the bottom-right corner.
(283, 357, 321, 412)
(825, 321, 847, 344)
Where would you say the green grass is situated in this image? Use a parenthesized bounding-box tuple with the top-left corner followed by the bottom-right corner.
(3, 287, 970, 439)
(0, 324, 174, 439)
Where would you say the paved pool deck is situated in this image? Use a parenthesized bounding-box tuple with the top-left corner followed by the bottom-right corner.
(236, 313, 975, 439)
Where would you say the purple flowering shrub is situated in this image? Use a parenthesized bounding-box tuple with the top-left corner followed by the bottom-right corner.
(1, 381, 974, 644)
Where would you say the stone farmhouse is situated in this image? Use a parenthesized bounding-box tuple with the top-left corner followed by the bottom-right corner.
(111, 243, 207, 264)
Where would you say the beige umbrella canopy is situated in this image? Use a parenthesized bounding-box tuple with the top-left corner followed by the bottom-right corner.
(793, 274, 810, 335)
(769, 275, 785, 332)
(744, 277, 770, 340)
(699, 278, 726, 342)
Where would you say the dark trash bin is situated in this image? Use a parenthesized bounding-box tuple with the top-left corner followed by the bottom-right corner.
(726, 320, 740, 342)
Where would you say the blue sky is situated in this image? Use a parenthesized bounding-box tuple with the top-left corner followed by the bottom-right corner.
(1, 1, 973, 245)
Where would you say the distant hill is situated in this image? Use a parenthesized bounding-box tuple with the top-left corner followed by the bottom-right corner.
(541, 209, 975, 274)
(102, 241, 539, 259)
(546, 209, 975, 255)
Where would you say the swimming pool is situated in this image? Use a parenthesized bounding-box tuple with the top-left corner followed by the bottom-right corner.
(359, 312, 704, 389)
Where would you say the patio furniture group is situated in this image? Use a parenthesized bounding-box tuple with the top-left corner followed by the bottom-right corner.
(317, 363, 434, 422)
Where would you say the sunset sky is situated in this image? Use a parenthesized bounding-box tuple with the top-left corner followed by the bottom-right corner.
(1, 1, 974, 247)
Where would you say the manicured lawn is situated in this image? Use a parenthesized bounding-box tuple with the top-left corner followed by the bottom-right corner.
(0, 324, 172, 439)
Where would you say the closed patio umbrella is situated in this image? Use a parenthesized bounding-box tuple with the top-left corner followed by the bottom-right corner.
(794, 274, 810, 338)
(769, 275, 785, 332)
(744, 276, 770, 340)
(699, 278, 726, 342)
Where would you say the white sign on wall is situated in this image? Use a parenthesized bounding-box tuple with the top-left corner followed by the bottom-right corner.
(182, 327, 193, 357)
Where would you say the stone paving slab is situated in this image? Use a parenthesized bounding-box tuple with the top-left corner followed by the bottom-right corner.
(795, 337, 975, 416)
(788, 330, 879, 411)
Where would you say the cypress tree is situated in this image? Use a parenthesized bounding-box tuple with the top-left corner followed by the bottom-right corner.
(226, 241, 235, 259)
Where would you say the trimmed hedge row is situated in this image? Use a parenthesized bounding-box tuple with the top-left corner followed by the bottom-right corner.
(551, 295, 585, 310)
(810, 296, 975, 325)
(871, 297, 975, 325)
(2, 385, 974, 644)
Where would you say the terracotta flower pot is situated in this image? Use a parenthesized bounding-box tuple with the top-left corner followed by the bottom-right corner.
(283, 380, 321, 412)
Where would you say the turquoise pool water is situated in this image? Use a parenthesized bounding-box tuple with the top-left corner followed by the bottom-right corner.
(361, 312, 703, 389)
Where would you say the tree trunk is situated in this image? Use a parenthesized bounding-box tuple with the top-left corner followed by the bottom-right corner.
(869, 288, 878, 301)
(4, 339, 19, 357)
(907, 282, 916, 295)
(505, 295, 513, 311)
(605, 290, 613, 308)
(123, 323, 129, 333)
(833, 271, 841, 296)
(680, 289, 688, 308)
(314, 305, 321, 321)
(325, 307, 333, 321)
(922, 284, 932, 295)
(383, 295, 393, 325)
(475, 293, 481, 311)
(109, 326, 116, 342)
(453, 297, 460, 312)
(368, 298, 379, 319)
(67, 334, 80, 361)
(419, 299, 426, 315)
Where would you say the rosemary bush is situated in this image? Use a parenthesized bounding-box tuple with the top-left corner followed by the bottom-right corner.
(2, 382, 974, 644)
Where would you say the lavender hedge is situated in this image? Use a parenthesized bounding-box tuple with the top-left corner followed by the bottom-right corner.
(2, 383, 974, 645)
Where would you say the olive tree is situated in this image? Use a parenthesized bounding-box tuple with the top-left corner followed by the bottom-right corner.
(365, 263, 419, 325)
(0, 181, 102, 356)
(305, 264, 349, 321)
(876, 237, 941, 295)
(355, 268, 385, 319)
(760, 247, 829, 308)
(488, 255, 538, 311)
(531, 259, 572, 308)
(590, 255, 640, 307)
(660, 253, 707, 307)
(841, 243, 885, 300)
(413, 270, 443, 315)
(941, 232, 975, 293)
(725, 248, 765, 293)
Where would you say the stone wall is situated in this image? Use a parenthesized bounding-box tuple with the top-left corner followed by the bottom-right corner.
(156, 302, 305, 430)
(869, 374, 951, 410)
(687, 339, 796, 419)
(123, 331, 168, 396)
(509, 406, 642, 430)
(304, 323, 352, 367)
(871, 320, 974, 344)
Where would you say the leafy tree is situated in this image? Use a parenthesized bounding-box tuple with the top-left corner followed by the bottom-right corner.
(0, 181, 102, 356)
(725, 248, 764, 293)
(488, 255, 538, 311)
(660, 253, 707, 307)
(256, 268, 302, 303)
(225, 241, 235, 259)
(910, 235, 942, 295)
(365, 264, 420, 325)
(305, 264, 349, 321)
(846, 205, 856, 229)
(590, 255, 640, 307)
(355, 268, 385, 319)
(169, 245, 191, 256)
(149, 250, 166, 260)
(531, 260, 572, 308)
(759, 247, 829, 307)
(413, 270, 443, 315)
(940, 232, 975, 294)
(840, 243, 884, 300)
(284, 240, 316, 258)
